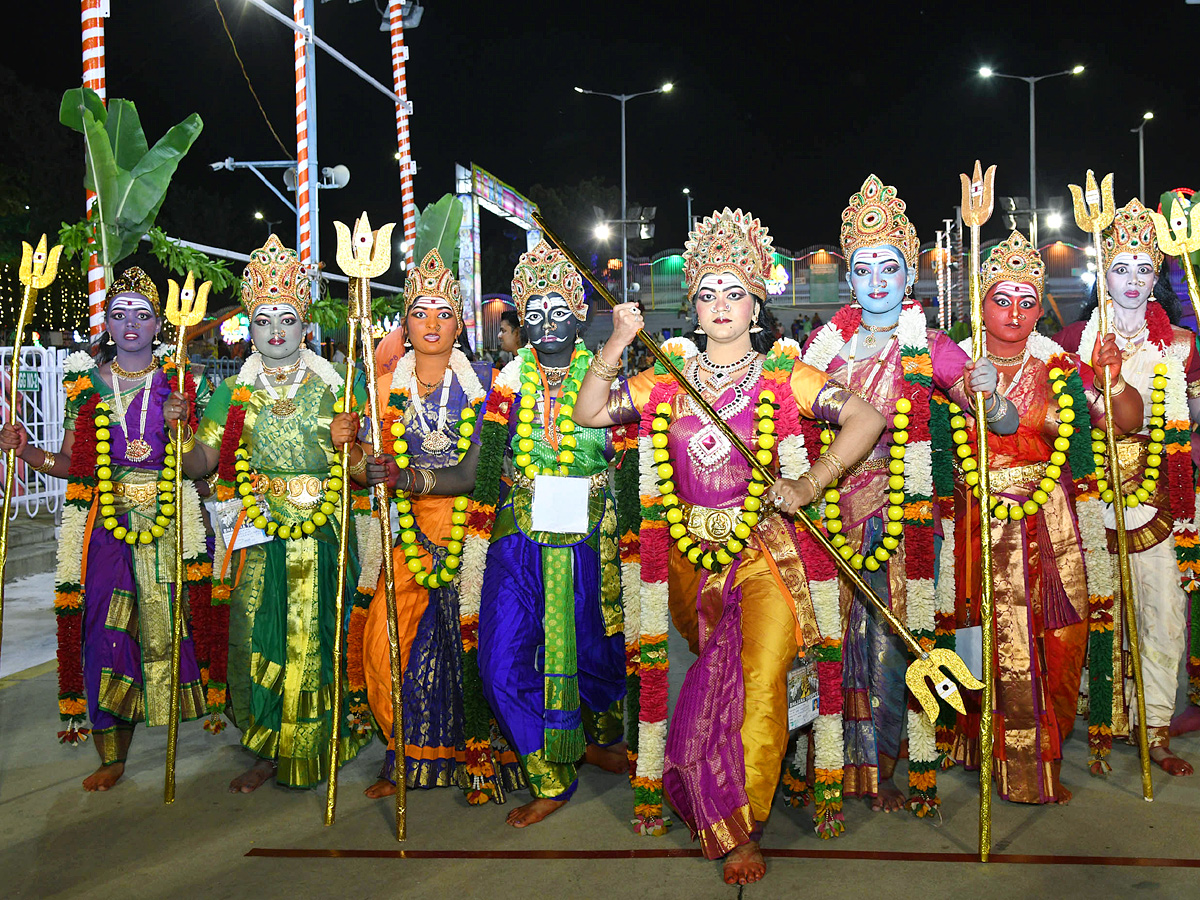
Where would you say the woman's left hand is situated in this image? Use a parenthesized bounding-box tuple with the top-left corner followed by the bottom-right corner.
(162, 391, 191, 427)
(764, 476, 814, 515)
(964, 358, 999, 398)
(330, 412, 360, 450)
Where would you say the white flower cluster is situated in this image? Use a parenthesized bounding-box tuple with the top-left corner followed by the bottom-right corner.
(638, 720, 667, 781)
(905, 442, 933, 498)
(63, 351, 96, 374)
(458, 535, 489, 620)
(935, 530, 956, 620)
(1078, 493, 1113, 598)
(236, 348, 343, 393)
(907, 707, 938, 761)
(639, 436, 659, 498)
(777, 434, 808, 480)
(813, 713, 842, 771)
(801, 320, 845, 372)
(621, 561, 641, 648)
(811, 578, 840, 639)
(56, 505, 88, 586)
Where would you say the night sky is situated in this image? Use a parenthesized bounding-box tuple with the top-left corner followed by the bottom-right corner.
(7, 0, 1200, 286)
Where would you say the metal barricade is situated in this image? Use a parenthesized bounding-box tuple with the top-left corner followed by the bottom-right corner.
(0, 346, 67, 519)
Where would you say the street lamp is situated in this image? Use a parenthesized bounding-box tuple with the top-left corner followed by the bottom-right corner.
(682, 187, 694, 238)
(978, 64, 1085, 234)
(594, 223, 612, 240)
(1132, 111, 1154, 201)
(254, 210, 281, 238)
(1044, 211, 1064, 230)
(575, 82, 674, 301)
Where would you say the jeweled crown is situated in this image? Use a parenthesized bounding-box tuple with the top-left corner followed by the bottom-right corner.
(840, 175, 921, 272)
(1103, 198, 1163, 271)
(403, 249, 463, 324)
(105, 266, 161, 316)
(981, 230, 1045, 298)
(511, 239, 586, 320)
(240, 234, 311, 319)
(682, 208, 774, 300)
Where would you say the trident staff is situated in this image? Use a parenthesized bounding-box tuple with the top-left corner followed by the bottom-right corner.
(331, 213, 405, 840)
(958, 161, 999, 861)
(163, 273, 209, 804)
(0, 236, 62, 669)
(530, 210, 982, 724)
(1070, 171, 1153, 801)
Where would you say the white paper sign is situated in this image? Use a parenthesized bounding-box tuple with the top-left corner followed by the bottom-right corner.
(205, 497, 272, 552)
(956, 625, 983, 682)
(531, 474, 590, 534)
(787, 655, 820, 731)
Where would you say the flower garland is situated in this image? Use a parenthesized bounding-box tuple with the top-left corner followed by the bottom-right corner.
(54, 356, 209, 741)
(515, 346, 589, 478)
(612, 420, 643, 778)
(802, 302, 942, 815)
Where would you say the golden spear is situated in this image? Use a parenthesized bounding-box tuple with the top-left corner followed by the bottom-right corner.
(1070, 170, 1152, 801)
(958, 160, 998, 861)
(531, 210, 982, 725)
(0, 236, 62, 670)
(331, 212, 403, 838)
(163, 272, 210, 803)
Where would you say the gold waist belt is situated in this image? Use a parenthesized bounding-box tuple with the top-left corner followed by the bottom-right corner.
(514, 470, 610, 496)
(112, 479, 158, 507)
(249, 473, 330, 510)
(987, 461, 1049, 495)
(679, 501, 774, 543)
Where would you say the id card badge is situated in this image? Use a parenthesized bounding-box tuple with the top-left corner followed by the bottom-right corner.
(531, 474, 590, 533)
(205, 497, 273, 552)
(787, 654, 820, 731)
(955, 625, 983, 682)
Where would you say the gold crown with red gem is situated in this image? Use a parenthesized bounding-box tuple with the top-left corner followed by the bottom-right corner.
(240, 234, 311, 319)
(683, 208, 774, 301)
(105, 266, 161, 316)
(511, 239, 586, 320)
(839, 175, 921, 272)
(403, 249, 463, 324)
(1102, 198, 1163, 271)
(981, 230, 1045, 298)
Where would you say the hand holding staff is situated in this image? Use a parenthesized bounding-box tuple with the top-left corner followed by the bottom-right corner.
(0, 236, 62, 671)
(1070, 170, 1153, 802)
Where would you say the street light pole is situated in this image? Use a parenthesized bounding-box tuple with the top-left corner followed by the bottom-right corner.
(575, 82, 674, 302)
(683, 187, 693, 240)
(1132, 112, 1154, 201)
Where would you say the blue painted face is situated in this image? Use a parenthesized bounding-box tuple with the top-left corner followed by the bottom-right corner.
(846, 245, 911, 319)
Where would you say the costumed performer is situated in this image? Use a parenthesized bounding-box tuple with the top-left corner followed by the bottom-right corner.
(357, 249, 502, 798)
(573, 208, 886, 885)
(947, 231, 1142, 803)
(797, 175, 1014, 816)
(180, 235, 375, 791)
(1056, 199, 1200, 777)
(461, 240, 632, 828)
(0, 267, 212, 791)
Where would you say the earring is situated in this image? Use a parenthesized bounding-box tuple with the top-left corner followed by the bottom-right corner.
(750, 324, 764, 333)
(694, 324, 705, 335)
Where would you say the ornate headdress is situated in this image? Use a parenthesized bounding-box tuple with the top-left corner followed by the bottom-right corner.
(240, 234, 311, 320)
(403, 249, 463, 324)
(980, 230, 1045, 298)
(105, 266, 161, 316)
(1102, 198, 1163, 271)
(839, 175, 921, 272)
(511, 239, 586, 320)
(682, 208, 774, 300)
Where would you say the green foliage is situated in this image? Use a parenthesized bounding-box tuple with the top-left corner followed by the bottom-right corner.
(412, 194, 463, 275)
(145, 228, 238, 294)
(308, 287, 405, 331)
(59, 88, 203, 270)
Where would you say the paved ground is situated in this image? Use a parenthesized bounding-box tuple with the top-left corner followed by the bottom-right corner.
(2, 616, 1199, 898)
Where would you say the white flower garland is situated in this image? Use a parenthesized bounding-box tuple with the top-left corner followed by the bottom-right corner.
(802, 319, 848, 372)
(235, 348, 344, 393)
(392, 346, 486, 407)
(64, 351, 95, 374)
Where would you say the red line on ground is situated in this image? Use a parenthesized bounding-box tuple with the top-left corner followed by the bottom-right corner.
(244, 847, 1200, 867)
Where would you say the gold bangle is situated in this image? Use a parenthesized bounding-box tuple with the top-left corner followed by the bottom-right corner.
(33, 449, 56, 474)
(589, 350, 621, 383)
(424, 468, 438, 495)
(800, 470, 824, 500)
(1110, 377, 1127, 397)
(819, 451, 847, 479)
(347, 449, 368, 477)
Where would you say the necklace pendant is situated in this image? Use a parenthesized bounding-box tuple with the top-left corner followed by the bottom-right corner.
(863, 333, 877, 349)
(271, 398, 299, 419)
(125, 438, 152, 463)
(688, 422, 732, 469)
(421, 430, 453, 454)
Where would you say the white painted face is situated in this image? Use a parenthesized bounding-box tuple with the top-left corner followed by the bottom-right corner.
(105, 293, 159, 355)
(250, 303, 305, 363)
(1106, 252, 1158, 311)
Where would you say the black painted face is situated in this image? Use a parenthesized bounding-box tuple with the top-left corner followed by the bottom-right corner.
(523, 292, 580, 354)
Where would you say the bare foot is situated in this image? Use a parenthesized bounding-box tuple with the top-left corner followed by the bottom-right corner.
(505, 796, 566, 827)
(364, 778, 396, 799)
(229, 759, 277, 793)
(583, 742, 630, 774)
(82, 762, 124, 792)
(870, 778, 906, 813)
(722, 841, 766, 885)
(1054, 785, 1072, 804)
(1169, 705, 1200, 737)
(1150, 745, 1194, 777)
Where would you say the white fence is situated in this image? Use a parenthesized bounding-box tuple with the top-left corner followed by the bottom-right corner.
(0, 347, 67, 519)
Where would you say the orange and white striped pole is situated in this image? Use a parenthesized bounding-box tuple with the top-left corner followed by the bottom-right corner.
(294, 0, 317, 269)
(82, 0, 107, 340)
(388, 0, 416, 268)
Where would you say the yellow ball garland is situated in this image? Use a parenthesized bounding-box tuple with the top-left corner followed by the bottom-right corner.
(517, 350, 588, 480)
(1092, 362, 1168, 508)
(95, 401, 179, 546)
(236, 445, 341, 540)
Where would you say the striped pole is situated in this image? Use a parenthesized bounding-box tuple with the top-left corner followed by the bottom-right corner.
(388, 0, 416, 268)
(82, 0, 107, 340)
(294, 0, 317, 269)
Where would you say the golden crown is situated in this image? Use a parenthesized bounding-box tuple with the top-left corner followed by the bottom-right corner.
(682, 208, 774, 300)
(981, 230, 1045, 298)
(840, 175, 921, 272)
(511, 239, 586, 320)
(105, 266, 161, 316)
(240, 234, 311, 319)
(1103, 198, 1163, 271)
(403, 249, 463, 324)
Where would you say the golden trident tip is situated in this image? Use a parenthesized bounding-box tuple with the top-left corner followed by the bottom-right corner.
(1069, 170, 1115, 233)
(959, 161, 996, 229)
(1150, 195, 1200, 257)
(334, 212, 396, 280)
(166, 272, 211, 329)
(906, 648, 984, 723)
(19, 235, 64, 290)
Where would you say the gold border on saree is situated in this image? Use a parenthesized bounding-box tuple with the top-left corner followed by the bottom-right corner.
(112, 481, 158, 506)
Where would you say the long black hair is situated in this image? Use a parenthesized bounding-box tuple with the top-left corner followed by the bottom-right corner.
(690, 294, 776, 355)
(1077, 260, 1182, 324)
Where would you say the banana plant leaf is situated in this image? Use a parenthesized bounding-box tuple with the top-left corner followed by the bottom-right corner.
(59, 87, 203, 270)
(413, 193, 463, 276)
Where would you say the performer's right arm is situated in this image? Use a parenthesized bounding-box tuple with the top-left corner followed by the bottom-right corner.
(0, 421, 73, 479)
